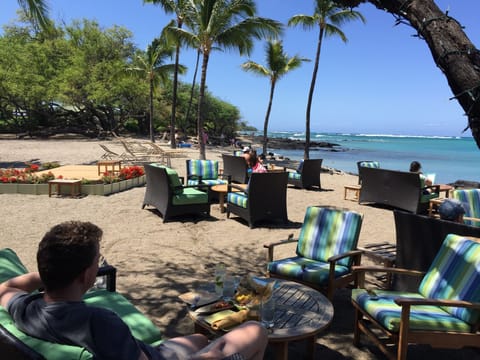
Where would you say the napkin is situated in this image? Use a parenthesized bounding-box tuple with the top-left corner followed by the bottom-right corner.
(211, 309, 249, 331)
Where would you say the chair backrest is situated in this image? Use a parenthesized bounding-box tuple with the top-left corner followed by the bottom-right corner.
(222, 154, 248, 184)
(418, 234, 480, 325)
(393, 210, 480, 291)
(186, 159, 219, 180)
(357, 160, 380, 184)
(147, 163, 183, 194)
(296, 206, 363, 267)
(452, 189, 480, 226)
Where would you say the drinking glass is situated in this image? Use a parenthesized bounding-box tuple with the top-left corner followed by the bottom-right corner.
(214, 264, 225, 296)
(222, 275, 235, 301)
(260, 297, 275, 329)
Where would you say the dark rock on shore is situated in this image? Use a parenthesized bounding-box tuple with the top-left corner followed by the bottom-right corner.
(245, 135, 341, 151)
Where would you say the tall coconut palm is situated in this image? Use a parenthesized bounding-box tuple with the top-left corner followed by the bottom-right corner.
(17, 0, 50, 30)
(169, 0, 282, 160)
(128, 35, 186, 142)
(289, 0, 365, 159)
(144, 0, 191, 148)
(242, 39, 309, 156)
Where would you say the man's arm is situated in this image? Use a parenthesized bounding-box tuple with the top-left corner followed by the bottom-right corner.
(0, 272, 43, 308)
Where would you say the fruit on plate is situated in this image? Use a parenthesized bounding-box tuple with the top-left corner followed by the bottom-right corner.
(234, 274, 275, 307)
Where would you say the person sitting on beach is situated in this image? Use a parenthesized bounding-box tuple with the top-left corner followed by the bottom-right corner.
(438, 198, 466, 223)
(409, 160, 434, 194)
(245, 151, 267, 174)
(0, 221, 268, 360)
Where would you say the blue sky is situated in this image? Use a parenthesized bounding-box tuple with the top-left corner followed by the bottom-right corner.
(2, 0, 479, 137)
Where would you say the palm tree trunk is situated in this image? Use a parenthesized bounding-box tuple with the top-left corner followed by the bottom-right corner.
(305, 27, 325, 160)
(337, 0, 480, 148)
(170, 18, 183, 149)
(197, 52, 210, 160)
(149, 78, 154, 142)
(263, 81, 276, 156)
(185, 49, 201, 126)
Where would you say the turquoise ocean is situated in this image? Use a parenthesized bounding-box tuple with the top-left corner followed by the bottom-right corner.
(255, 131, 480, 185)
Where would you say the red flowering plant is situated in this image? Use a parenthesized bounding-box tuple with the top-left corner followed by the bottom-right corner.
(0, 164, 58, 184)
(100, 166, 144, 184)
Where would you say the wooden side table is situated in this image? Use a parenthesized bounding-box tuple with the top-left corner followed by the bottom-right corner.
(48, 179, 81, 197)
(357, 242, 397, 288)
(97, 160, 122, 176)
(344, 184, 361, 201)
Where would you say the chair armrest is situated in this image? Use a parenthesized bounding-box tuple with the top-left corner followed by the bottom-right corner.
(394, 297, 480, 309)
(97, 264, 117, 292)
(351, 265, 425, 288)
(263, 234, 296, 262)
(327, 249, 363, 264)
(423, 184, 440, 193)
(228, 183, 248, 193)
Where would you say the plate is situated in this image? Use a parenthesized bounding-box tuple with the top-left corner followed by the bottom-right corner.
(178, 291, 220, 307)
(194, 301, 235, 315)
(203, 309, 238, 330)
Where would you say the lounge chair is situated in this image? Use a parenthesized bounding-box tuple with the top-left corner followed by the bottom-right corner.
(351, 234, 480, 360)
(142, 164, 210, 222)
(285, 159, 322, 190)
(265, 206, 363, 300)
(0, 248, 162, 359)
(221, 154, 248, 184)
(357, 160, 380, 184)
(226, 172, 288, 228)
(186, 159, 228, 187)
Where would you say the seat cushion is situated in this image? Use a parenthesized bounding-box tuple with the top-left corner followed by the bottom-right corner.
(187, 160, 219, 180)
(187, 179, 227, 187)
(288, 172, 302, 180)
(0, 248, 29, 283)
(352, 289, 472, 333)
(359, 161, 380, 168)
(172, 188, 208, 205)
(296, 207, 362, 267)
(227, 192, 248, 208)
(420, 191, 439, 203)
(418, 234, 480, 325)
(268, 256, 350, 285)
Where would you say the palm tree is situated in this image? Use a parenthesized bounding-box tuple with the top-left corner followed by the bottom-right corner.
(128, 35, 185, 142)
(17, 0, 50, 30)
(144, 0, 191, 148)
(289, 0, 365, 159)
(169, 0, 283, 160)
(242, 39, 309, 156)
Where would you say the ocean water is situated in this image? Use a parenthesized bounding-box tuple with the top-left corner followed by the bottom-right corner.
(253, 131, 480, 185)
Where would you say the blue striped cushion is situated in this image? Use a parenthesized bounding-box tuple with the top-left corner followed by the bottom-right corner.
(418, 234, 480, 325)
(352, 289, 472, 332)
(296, 207, 363, 267)
(188, 160, 218, 180)
(452, 189, 480, 226)
(288, 172, 302, 180)
(187, 179, 227, 186)
(227, 192, 248, 208)
(233, 151, 243, 157)
(359, 161, 380, 168)
(267, 256, 350, 285)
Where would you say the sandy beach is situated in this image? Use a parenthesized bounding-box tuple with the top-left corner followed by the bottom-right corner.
(0, 137, 476, 360)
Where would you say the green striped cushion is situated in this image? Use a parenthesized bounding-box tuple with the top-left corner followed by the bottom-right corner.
(296, 207, 362, 267)
(359, 161, 380, 168)
(172, 188, 208, 205)
(227, 192, 248, 208)
(418, 234, 480, 325)
(288, 172, 302, 180)
(150, 163, 183, 195)
(187, 160, 218, 180)
(452, 189, 480, 226)
(352, 289, 472, 332)
(267, 256, 350, 284)
(0, 248, 28, 283)
(233, 151, 243, 157)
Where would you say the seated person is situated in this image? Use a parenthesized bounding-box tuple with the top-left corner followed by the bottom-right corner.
(409, 160, 433, 186)
(0, 221, 268, 360)
(245, 151, 267, 174)
(438, 198, 466, 223)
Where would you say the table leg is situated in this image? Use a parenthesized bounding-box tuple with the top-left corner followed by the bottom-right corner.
(306, 336, 316, 360)
(271, 342, 288, 360)
(48, 183, 53, 197)
(219, 192, 226, 213)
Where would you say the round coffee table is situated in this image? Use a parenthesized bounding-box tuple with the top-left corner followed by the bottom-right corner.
(188, 279, 333, 360)
(210, 184, 247, 213)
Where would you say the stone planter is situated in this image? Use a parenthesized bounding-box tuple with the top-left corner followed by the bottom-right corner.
(0, 175, 146, 196)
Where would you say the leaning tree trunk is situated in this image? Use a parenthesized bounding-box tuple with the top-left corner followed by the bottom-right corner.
(197, 52, 210, 160)
(335, 0, 480, 148)
(263, 81, 276, 156)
